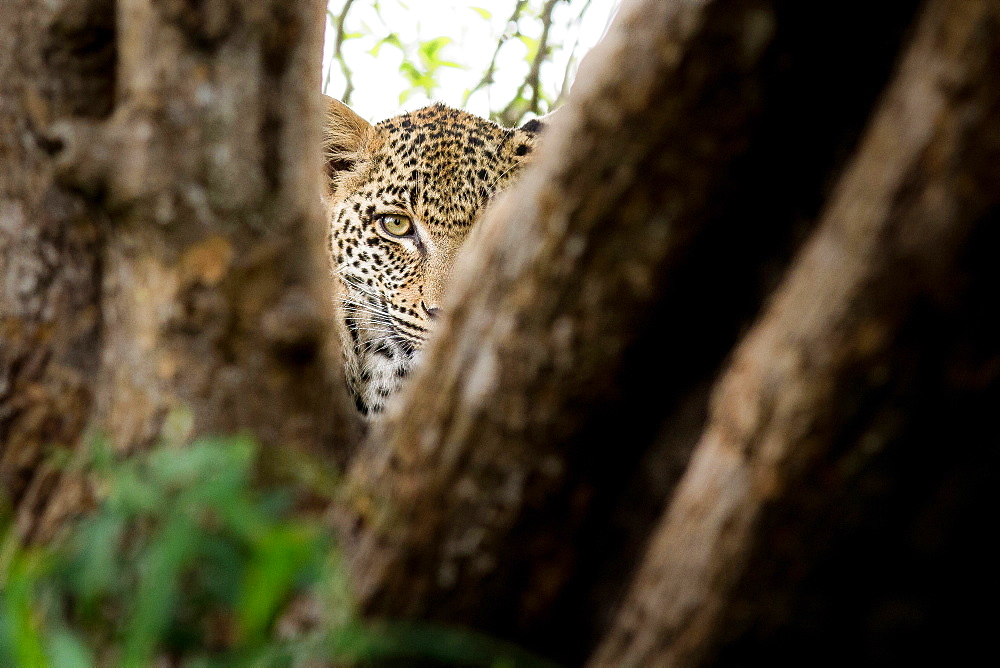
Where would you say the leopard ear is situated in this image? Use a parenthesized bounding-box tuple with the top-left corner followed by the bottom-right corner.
(508, 108, 559, 160)
(323, 96, 375, 189)
(518, 107, 560, 134)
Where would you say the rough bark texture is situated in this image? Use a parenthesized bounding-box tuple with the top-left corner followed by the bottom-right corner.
(592, 0, 1000, 663)
(542, 0, 920, 655)
(2, 0, 354, 540)
(4, 0, 996, 663)
(339, 0, 777, 633)
(1, 0, 110, 535)
(337, 0, 926, 657)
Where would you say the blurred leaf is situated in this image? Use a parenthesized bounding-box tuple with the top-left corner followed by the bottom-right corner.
(0, 432, 550, 666)
(47, 628, 94, 668)
(518, 34, 540, 62)
(237, 524, 324, 645)
(400, 60, 421, 81)
(469, 7, 492, 20)
(146, 436, 253, 493)
(106, 466, 163, 515)
(121, 512, 198, 666)
(193, 535, 245, 606)
(66, 512, 126, 618)
(419, 36, 453, 64)
(400, 61, 437, 96)
(1, 551, 49, 668)
(370, 33, 403, 58)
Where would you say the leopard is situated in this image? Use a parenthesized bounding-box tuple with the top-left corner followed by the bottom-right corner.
(322, 97, 548, 417)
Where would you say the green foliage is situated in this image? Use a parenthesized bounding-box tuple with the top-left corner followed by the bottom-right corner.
(0, 434, 554, 667)
(388, 33, 465, 104)
(324, 0, 612, 124)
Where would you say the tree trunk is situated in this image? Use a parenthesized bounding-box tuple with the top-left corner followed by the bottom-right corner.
(337, 0, 925, 658)
(1, 0, 110, 537)
(592, 0, 1000, 663)
(4, 0, 996, 663)
(335, 0, 999, 662)
(1, 0, 354, 541)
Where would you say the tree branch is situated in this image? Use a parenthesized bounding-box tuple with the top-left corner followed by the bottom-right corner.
(464, 1, 529, 108)
(325, 0, 357, 103)
(552, 0, 593, 109)
(498, 0, 563, 126)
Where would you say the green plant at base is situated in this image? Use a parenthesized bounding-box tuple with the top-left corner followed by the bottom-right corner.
(1, 435, 555, 667)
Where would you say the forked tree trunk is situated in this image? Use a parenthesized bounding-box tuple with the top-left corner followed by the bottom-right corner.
(1, 0, 353, 541)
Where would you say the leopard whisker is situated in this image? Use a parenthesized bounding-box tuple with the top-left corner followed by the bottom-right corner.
(337, 271, 383, 298)
(340, 302, 389, 319)
(488, 161, 520, 191)
(358, 333, 399, 354)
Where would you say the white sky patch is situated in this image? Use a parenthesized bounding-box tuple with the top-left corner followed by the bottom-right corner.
(322, 0, 619, 123)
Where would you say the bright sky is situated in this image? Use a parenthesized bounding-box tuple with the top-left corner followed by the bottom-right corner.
(322, 0, 619, 123)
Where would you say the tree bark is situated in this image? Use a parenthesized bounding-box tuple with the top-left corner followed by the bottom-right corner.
(337, 0, 922, 655)
(4, 0, 996, 663)
(1, 0, 354, 541)
(1, 0, 110, 536)
(592, 0, 1000, 663)
(339, 0, 776, 629)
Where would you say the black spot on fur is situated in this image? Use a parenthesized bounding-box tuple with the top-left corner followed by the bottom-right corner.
(352, 390, 370, 415)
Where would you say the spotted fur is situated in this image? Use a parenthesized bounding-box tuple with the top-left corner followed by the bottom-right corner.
(323, 97, 546, 416)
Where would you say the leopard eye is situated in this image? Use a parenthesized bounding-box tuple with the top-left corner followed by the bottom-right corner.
(378, 213, 413, 237)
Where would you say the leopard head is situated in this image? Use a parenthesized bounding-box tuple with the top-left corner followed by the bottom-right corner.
(323, 97, 547, 416)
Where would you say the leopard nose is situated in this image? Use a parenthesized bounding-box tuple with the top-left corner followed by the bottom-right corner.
(421, 301, 441, 319)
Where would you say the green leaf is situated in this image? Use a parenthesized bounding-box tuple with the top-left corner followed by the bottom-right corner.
(1, 552, 49, 668)
(67, 513, 126, 617)
(517, 34, 540, 62)
(369, 33, 403, 58)
(399, 61, 437, 95)
(47, 628, 94, 668)
(418, 36, 453, 64)
(121, 512, 198, 666)
(236, 525, 325, 645)
(106, 466, 164, 515)
(469, 7, 492, 20)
